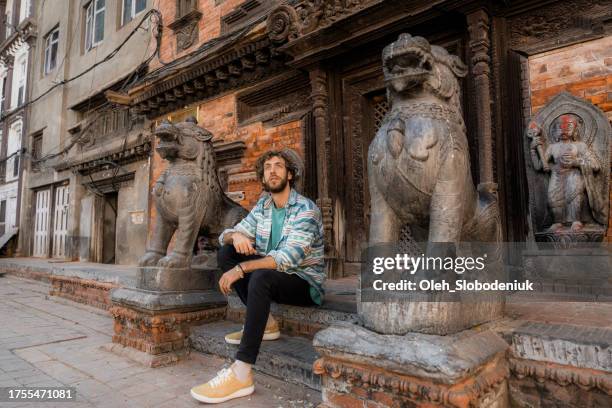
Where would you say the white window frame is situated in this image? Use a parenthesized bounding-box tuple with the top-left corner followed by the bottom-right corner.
(11, 52, 27, 109)
(44, 27, 60, 75)
(19, 0, 30, 23)
(6, 120, 22, 182)
(85, 0, 105, 51)
(122, 0, 146, 26)
(0, 72, 6, 113)
(5, 0, 13, 38)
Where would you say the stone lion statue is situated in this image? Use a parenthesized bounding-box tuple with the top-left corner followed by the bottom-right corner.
(139, 117, 248, 268)
(363, 34, 502, 334)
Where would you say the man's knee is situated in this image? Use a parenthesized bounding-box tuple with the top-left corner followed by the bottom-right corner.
(247, 269, 276, 292)
(217, 244, 238, 270)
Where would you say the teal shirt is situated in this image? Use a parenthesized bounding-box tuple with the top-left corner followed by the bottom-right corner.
(266, 205, 286, 253)
(265, 204, 321, 305)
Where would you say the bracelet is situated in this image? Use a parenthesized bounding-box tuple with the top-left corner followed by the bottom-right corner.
(235, 264, 245, 278)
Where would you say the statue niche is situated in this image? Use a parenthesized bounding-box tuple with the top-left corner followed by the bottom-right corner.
(139, 117, 248, 268)
(525, 92, 610, 244)
(361, 34, 503, 335)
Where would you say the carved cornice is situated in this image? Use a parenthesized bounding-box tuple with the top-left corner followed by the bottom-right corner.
(130, 33, 286, 118)
(313, 356, 509, 408)
(509, 357, 612, 395)
(54, 136, 152, 174)
(507, 0, 612, 54)
(267, 0, 382, 44)
(0, 17, 37, 65)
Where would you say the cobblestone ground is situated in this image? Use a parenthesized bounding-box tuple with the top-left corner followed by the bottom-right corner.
(0, 275, 320, 408)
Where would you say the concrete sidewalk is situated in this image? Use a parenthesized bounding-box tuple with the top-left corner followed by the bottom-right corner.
(0, 275, 320, 408)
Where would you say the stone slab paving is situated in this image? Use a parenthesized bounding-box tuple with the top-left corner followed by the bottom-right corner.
(0, 275, 320, 408)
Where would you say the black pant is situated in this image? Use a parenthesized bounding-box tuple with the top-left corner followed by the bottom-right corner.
(217, 244, 315, 364)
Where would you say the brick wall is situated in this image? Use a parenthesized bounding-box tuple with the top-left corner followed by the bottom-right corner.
(153, 0, 249, 70)
(195, 94, 304, 209)
(528, 36, 612, 239)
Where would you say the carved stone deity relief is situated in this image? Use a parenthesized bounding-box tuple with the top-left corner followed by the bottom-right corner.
(525, 92, 610, 243)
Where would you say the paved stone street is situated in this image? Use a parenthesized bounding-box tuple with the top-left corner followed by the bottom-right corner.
(0, 275, 320, 408)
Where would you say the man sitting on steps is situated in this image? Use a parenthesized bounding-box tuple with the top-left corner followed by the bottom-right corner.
(190, 149, 326, 404)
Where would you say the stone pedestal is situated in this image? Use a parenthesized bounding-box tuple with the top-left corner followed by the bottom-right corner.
(108, 266, 226, 367)
(313, 323, 509, 408)
(507, 321, 612, 407)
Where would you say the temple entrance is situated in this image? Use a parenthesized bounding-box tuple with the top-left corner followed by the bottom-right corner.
(102, 192, 118, 264)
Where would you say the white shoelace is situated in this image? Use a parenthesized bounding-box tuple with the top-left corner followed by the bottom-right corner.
(208, 368, 233, 387)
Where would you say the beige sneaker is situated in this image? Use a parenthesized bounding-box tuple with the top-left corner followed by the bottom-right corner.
(190, 367, 254, 403)
(224, 321, 281, 345)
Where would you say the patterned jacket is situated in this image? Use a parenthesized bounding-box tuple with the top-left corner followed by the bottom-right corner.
(219, 188, 326, 300)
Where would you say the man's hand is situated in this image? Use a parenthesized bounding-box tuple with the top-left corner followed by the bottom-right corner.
(232, 232, 257, 255)
(219, 266, 243, 295)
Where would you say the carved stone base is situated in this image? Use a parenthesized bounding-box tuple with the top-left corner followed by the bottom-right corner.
(535, 226, 605, 249)
(507, 321, 612, 407)
(313, 323, 509, 407)
(109, 287, 226, 367)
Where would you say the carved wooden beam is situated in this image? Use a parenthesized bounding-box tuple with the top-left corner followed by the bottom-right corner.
(228, 62, 242, 76)
(240, 55, 256, 71)
(183, 83, 194, 94)
(309, 67, 337, 275)
(205, 74, 217, 87)
(215, 68, 229, 82)
(255, 49, 269, 64)
(467, 8, 495, 188)
(193, 79, 206, 90)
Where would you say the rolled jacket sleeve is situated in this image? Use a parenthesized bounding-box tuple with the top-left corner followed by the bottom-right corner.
(218, 205, 259, 246)
(267, 207, 322, 272)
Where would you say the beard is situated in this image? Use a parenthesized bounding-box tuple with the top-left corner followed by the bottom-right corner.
(263, 174, 289, 193)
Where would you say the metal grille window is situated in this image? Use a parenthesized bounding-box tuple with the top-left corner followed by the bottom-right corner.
(85, 0, 105, 51)
(122, 0, 146, 25)
(44, 27, 59, 74)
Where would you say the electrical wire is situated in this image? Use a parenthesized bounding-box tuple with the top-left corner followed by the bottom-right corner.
(0, 8, 163, 122)
(0, 8, 165, 167)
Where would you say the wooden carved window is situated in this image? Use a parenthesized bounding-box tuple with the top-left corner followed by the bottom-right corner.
(177, 0, 197, 18)
(372, 94, 389, 132)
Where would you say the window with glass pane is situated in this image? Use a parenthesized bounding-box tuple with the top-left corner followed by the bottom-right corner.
(123, 0, 146, 25)
(17, 59, 26, 106)
(0, 77, 5, 112)
(44, 28, 59, 74)
(85, 0, 105, 50)
(5, 11, 12, 37)
(13, 152, 19, 177)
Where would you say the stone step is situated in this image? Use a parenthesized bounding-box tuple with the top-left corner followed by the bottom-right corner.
(190, 320, 321, 391)
(226, 293, 361, 338)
